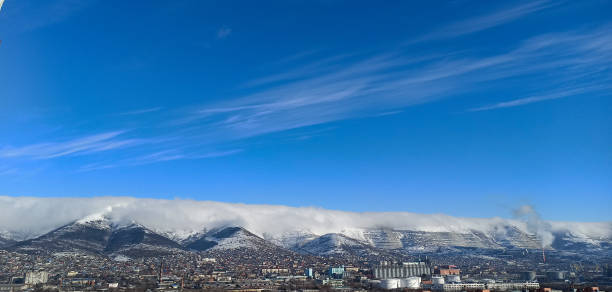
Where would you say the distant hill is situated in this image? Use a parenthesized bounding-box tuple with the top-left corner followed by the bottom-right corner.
(0, 196, 610, 260)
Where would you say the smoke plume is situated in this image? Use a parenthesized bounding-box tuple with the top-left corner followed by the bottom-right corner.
(513, 204, 555, 248)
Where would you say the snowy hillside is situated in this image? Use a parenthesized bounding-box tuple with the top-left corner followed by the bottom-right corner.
(0, 196, 609, 258)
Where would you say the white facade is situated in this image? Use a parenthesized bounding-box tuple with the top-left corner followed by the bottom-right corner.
(401, 277, 421, 289)
(380, 278, 401, 289)
(486, 282, 540, 290)
(432, 276, 445, 285)
(25, 272, 48, 285)
(445, 275, 461, 283)
(442, 283, 485, 291)
(374, 262, 430, 279)
(379, 277, 422, 290)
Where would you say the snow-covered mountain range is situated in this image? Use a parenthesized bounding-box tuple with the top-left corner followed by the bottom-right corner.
(0, 196, 610, 258)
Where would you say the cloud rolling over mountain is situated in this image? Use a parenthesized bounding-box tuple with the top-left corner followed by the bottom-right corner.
(0, 196, 609, 246)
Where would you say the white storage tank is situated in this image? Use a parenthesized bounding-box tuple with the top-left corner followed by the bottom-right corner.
(380, 278, 401, 289)
(400, 277, 421, 289)
(432, 276, 445, 285)
(546, 271, 565, 280)
(446, 275, 461, 283)
(521, 271, 537, 281)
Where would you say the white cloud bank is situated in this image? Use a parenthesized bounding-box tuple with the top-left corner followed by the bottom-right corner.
(0, 196, 609, 246)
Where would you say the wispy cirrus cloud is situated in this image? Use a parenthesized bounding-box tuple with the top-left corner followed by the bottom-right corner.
(244, 53, 358, 88)
(78, 149, 243, 172)
(2, 3, 609, 173)
(3, 25, 609, 172)
(117, 107, 162, 116)
(469, 85, 612, 111)
(128, 148, 243, 165)
(0, 167, 17, 176)
(411, 0, 554, 43)
(0, 131, 141, 159)
(0, 0, 94, 34)
(180, 25, 611, 140)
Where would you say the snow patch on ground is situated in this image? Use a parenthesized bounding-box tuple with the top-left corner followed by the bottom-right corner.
(208, 230, 258, 250)
(112, 254, 131, 262)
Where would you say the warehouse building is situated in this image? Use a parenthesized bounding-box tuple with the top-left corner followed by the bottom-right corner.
(373, 262, 430, 279)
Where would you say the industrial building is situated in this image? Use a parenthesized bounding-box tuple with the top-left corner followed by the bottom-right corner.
(441, 282, 485, 291)
(25, 271, 48, 285)
(521, 271, 537, 281)
(445, 274, 461, 283)
(378, 277, 421, 290)
(486, 281, 540, 291)
(432, 276, 445, 285)
(0, 284, 25, 292)
(261, 268, 289, 275)
(373, 262, 430, 279)
(546, 271, 565, 281)
(434, 265, 461, 275)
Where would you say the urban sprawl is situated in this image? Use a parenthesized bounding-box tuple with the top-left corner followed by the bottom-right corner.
(1, 248, 610, 292)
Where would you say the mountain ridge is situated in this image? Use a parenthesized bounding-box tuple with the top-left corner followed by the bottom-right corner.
(2, 218, 610, 260)
(1, 196, 609, 243)
(0, 196, 610, 259)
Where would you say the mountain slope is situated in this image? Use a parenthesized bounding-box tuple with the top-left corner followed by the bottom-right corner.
(0, 196, 609, 259)
(1, 197, 609, 255)
(10, 219, 112, 254)
(2, 222, 610, 260)
(187, 227, 273, 251)
(8, 220, 185, 257)
(105, 224, 184, 257)
(295, 233, 395, 259)
(0, 236, 16, 248)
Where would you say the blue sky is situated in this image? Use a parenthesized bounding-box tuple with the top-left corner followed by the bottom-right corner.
(0, 0, 610, 222)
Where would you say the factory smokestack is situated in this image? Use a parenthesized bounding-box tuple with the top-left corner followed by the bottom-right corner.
(542, 248, 546, 263)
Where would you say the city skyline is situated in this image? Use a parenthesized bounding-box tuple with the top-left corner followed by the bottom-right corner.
(0, 0, 611, 222)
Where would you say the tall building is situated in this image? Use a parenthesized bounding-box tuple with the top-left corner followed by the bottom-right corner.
(305, 268, 314, 278)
